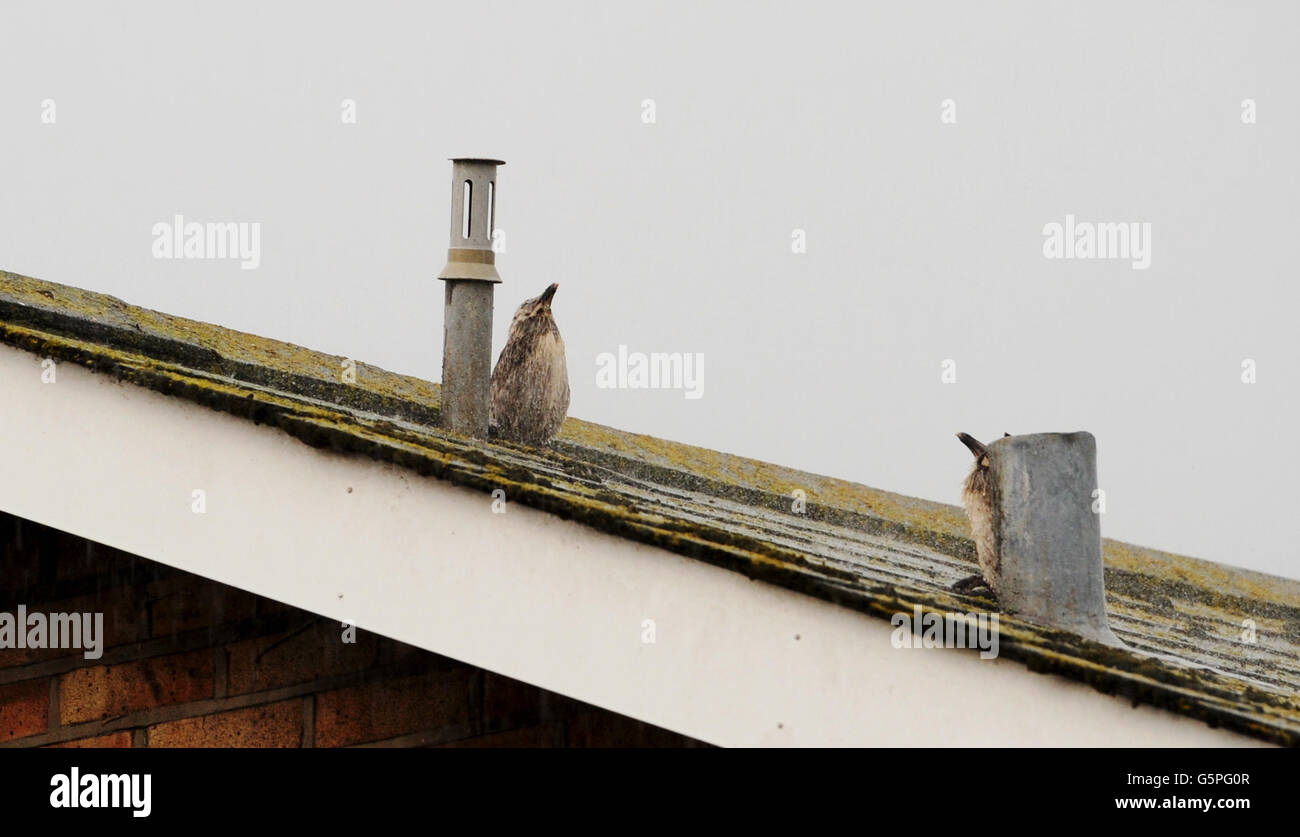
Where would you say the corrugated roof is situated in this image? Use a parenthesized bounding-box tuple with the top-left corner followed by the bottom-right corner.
(2, 268, 1298, 745)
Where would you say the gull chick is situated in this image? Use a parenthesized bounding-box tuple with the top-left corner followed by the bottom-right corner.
(952, 432, 1008, 596)
(490, 283, 570, 445)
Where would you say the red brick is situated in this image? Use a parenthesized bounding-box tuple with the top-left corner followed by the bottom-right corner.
(46, 731, 133, 748)
(315, 669, 471, 748)
(59, 649, 214, 725)
(148, 700, 302, 748)
(147, 576, 260, 636)
(226, 620, 380, 695)
(438, 723, 564, 748)
(0, 678, 49, 742)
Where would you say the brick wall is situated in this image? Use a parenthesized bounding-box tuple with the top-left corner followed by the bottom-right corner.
(0, 511, 705, 748)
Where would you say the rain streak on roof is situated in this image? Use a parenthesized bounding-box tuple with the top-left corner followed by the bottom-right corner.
(1, 269, 1298, 745)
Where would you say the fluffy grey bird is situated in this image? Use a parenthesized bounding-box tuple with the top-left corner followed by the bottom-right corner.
(952, 432, 1008, 596)
(490, 283, 570, 445)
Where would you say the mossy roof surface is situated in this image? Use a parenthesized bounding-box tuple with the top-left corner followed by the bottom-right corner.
(3, 269, 1298, 745)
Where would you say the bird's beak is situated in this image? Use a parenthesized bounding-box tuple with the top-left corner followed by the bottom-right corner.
(540, 283, 558, 306)
(956, 432, 987, 458)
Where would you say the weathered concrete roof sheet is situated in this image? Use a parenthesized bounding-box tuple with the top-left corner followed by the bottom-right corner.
(2, 269, 1298, 745)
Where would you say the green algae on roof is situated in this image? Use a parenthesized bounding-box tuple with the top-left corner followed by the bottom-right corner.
(2, 268, 1298, 746)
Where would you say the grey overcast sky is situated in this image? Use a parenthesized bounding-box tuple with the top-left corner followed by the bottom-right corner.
(2, 1, 1296, 579)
